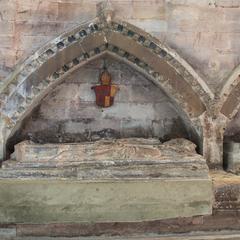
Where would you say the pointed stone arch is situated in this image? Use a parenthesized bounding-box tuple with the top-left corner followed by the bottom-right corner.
(219, 64, 240, 120)
(0, 15, 213, 160)
(208, 65, 240, 169)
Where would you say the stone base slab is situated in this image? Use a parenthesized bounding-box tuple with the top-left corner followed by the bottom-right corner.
(0, 178, 212, 224)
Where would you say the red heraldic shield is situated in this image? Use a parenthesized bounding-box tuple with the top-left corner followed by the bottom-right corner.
(91, 85, 118, 108)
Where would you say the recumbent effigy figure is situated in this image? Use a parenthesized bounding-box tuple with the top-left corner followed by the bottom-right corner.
(1, 137, 209, 180)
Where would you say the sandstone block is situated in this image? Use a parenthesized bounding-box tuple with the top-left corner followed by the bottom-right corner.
(57, 2, 95, 22)
(132, 1, 165, 20)
(0, 1, 15, 21)
(0, 178, 212, 223)
(0, 22, 14, 35)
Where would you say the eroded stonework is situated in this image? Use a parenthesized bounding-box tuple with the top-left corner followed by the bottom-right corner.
(0, 137, 212, 223)
(1, 138, 209, 179)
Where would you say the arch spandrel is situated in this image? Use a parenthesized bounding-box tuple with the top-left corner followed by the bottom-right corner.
(0, 16, 213, 150)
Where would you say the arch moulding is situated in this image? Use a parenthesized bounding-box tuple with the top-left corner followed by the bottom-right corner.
(0, 3, 214, 160)
(219, 64, 240, 120)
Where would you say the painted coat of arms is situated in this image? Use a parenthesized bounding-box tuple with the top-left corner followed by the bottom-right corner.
(91, 67, 119, 108)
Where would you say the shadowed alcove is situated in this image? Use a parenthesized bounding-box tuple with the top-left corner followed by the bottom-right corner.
(6, 55, 197, 155)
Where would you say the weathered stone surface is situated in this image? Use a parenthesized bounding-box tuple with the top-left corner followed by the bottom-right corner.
(0, 178, 212, 223)
(1, 138, 209, 180)
(200, 112, 228, 168)
(0, 171, 237, 237)
(0, 137, 212, 223)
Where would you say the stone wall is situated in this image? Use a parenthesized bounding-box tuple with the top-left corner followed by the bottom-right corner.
(7, 57, 191, 151)
(1, 0, 240, 91)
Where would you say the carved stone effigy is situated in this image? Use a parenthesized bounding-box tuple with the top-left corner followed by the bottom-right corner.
(2, 138, 208, 179)
(0, 138, 212, 223)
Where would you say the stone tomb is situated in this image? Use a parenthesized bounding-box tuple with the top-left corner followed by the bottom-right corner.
(0, 138, 212, 223)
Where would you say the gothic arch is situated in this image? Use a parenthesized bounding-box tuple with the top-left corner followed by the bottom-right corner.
(219, 64, 240, 120)
(0, 16, 213, 158)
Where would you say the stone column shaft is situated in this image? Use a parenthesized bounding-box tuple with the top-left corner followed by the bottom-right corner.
(200, 112, 228, 168)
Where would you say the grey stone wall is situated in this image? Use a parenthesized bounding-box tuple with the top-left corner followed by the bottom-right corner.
(7, 57, 191, 149)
